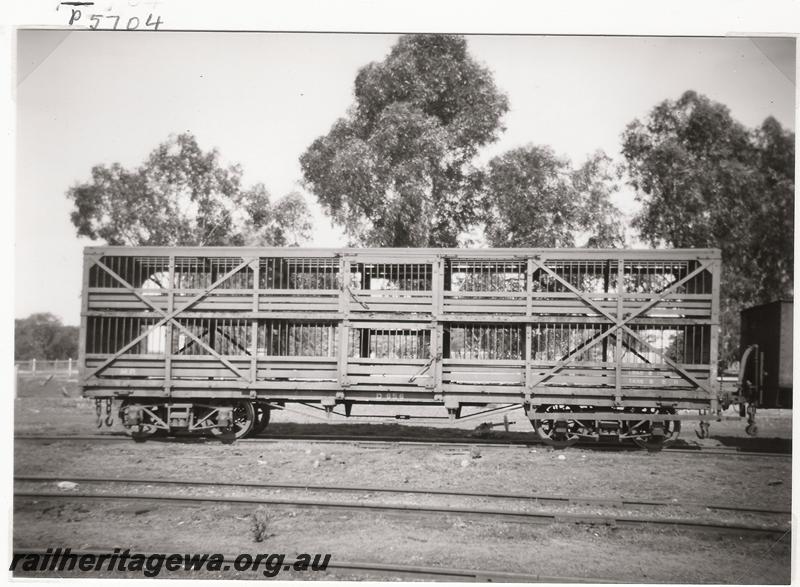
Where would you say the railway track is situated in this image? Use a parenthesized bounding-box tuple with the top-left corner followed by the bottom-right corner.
(14, 477, 790, 582)
(14, 481, 789, 537)
(14, 475, 792, 516)
(14, 433, 791, 458)
(10, 548, 610, 582)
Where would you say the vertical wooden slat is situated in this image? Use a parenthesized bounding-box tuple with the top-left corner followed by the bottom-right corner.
(525, 258, 533, 401)
(601, 261, 609, 362)
(431, 255, 444, 394)
(77, 254, 96, 386)
(615, 258, 624, 405)
(337, 257, 350, 388)
(431, 257, 442, 318)
(708, 259, 720, 411)
(250, 258, 260, 384)
(163, 255, 175, 397)
(100, 314, 107, 355)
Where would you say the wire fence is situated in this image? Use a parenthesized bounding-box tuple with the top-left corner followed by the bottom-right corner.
(15, 359, 77, 376)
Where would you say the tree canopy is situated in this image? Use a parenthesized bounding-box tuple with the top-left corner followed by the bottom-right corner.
(621, 90, 794, 364)
(15, 313, 78, 361)
(68, 133, 312, 247)
(482, 146, 624, 248)
(300, 34, 509, 247)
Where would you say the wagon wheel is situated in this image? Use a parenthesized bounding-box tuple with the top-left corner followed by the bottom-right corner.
(210, 401, 255, 442)
(120, 401, 161, 442)
(248, 402, 271, 437)
(128, 423, 160, 442)
(530, 405, 583, 449)
(630, 409, 681, 451)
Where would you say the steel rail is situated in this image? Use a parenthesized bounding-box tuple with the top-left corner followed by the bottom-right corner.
(10, 548, 611, 582)
(13, 434, 792, 458)
(14, 490, 788, 536)
(14, 475, 791, 515)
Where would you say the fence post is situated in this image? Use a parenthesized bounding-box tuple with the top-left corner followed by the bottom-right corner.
(68, 358, 73, 376)
(31, 358, 36, 374)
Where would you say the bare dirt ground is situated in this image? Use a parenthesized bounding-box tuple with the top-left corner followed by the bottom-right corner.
(12, 375, 793, 583)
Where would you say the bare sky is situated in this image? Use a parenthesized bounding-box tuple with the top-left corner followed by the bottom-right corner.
(15, 32, 795, 325)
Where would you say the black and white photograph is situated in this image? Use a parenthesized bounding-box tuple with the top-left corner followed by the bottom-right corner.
(9, 5, 796, 583)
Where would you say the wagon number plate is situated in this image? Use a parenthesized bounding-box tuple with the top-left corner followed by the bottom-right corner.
(376, 392, 404, 399)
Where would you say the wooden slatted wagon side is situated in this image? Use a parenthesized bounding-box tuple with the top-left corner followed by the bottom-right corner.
(79, 246, 721, 447)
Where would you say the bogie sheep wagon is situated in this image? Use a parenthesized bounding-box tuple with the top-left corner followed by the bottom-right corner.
(79, 246, 721, 448)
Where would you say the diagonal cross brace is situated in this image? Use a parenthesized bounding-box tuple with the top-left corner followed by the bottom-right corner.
(526, 324, 713, 396)
(531, 260, 619, 324)
(86, 257, 252, 380)
(530, 258, 709, 325)
(617, 261, 711, 325)
(527, 327, 617, 390)
(85, 257, 255, 381)
(408, 353, 441, 383)
(346, 287, 370, 309)
(526, 260, 712, 391)
(619, 325, 713, 394)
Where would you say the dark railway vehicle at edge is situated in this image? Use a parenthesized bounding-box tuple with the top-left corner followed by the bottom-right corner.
(79, 246, 722, 449)
(718, 299, 793, 435)
(738, 300, 793, 409)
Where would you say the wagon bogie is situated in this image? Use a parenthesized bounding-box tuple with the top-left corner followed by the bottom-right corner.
(524, 404, 683, 449)
(117, 399, 260, 441)
(79, 246, 721, 446)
